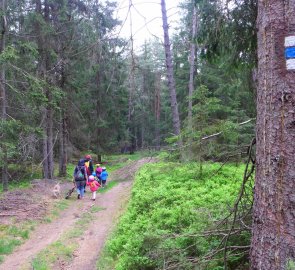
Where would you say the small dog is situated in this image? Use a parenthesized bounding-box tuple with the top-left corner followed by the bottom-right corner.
(52, 182, 61, 198)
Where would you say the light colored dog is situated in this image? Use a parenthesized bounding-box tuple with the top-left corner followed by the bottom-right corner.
(52, 182, 61, 198)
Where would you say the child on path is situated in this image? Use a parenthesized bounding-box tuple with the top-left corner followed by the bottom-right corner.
(92, 171, 97, 180)
(100, 167, 108, 188)
(87, 175, 101, 201)
(95, 163, 103, 185)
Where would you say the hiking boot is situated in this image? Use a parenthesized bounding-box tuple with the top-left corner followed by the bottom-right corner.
(92, 198, 95, 201)
(77, 194, 80, 199)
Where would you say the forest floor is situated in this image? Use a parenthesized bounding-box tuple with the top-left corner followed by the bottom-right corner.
(0, 157, 156, 270)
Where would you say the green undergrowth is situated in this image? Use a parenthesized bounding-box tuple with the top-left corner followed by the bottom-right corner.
(0, 199, 71, 264)
(98, 162, 251, 270)
(31, 205, 104, 270)
(1, 152, 149, 193)
(0, 221, 36, 262)
(65, 163, 75, 180)
(287, 260, 295, 270)
(42, 199, 70, 223)
(0, 156, 126, 265)
(0, 164, 42, 193)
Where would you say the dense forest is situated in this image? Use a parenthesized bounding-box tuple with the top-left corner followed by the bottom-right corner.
(1, 0, 295, 269)
(0, 0, 256, 186)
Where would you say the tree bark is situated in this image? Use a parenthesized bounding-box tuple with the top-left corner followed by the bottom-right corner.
(58, 111, 67, 177)
(161, 0, 182, 142)
(0, 0, 8, 191)
(58, 57, 67, 177)
(95, 64, 103, 162)
(95, 91, 102, 162)
(188, 3, 197, 131)
(35, 0, 54, 179)
(155, 72, 161, 150)
(42, 108, 49, 178)
(47, 99, 54, 179)
(250, 1, 295, 269)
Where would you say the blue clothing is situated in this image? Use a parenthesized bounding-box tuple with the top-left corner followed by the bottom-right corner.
(100, 170, 108, 180)
(76, 180, 86, 198)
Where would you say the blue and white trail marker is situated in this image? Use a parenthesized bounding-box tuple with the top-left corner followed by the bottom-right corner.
(285, 36, 295, 70)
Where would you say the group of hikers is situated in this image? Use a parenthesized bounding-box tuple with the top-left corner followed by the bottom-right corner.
(73, 154, 108, 201)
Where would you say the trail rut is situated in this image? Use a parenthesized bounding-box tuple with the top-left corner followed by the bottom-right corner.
(0, 158, 155, 270)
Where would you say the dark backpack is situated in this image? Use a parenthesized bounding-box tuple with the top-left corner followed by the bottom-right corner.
(74, 166, 85, 181)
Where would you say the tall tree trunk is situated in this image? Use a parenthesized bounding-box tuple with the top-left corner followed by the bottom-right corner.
(128, 1, 136, 151)
(47, 99, 54, 178)
(141, 123, 144, 149)
(58, 59, 67, 177)
(42, 95, 54, 180)
(0, 0, 8, 191)
(36, 0, 54, 179)
(95, 65, 102, 163)
(188, 3, 197, 131)
(128, 68, 135, 139)
(42, 108, 49, 178)
(161, 0, 182, 145)
(250, 1, 295, 269)
(95, 92, 102, 162)
(58, 111, 67, 177)
(155, 72, 161, 151)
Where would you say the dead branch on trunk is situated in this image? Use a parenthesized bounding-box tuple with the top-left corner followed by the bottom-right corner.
(223, 137, 256, 268)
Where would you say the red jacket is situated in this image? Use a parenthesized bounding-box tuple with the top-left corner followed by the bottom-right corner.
(87, 180, 100, 192)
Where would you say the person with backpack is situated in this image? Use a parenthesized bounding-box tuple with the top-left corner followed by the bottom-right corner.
(73, 159, 88, 199)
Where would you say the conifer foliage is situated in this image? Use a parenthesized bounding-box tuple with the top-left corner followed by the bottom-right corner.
(0, 0, 257, 191)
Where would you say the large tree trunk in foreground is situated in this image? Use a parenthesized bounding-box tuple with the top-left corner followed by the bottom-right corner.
(161, 0, 182, 140)
(0, 0, 8, 191)
(250, 1, 295, 269)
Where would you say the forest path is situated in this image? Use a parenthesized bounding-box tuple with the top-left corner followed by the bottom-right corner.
(0, 157, 156, 270)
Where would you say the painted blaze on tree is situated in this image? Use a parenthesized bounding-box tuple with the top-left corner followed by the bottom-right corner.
(251, 1, 295, 269)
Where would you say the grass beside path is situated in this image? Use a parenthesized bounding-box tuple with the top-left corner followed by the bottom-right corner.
(0, 198, 71, 264)
(0, 153, 148, 265)
(97, 161, 250, 270)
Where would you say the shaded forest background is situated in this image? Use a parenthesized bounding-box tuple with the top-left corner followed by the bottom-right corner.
(0, 0, 257, 189)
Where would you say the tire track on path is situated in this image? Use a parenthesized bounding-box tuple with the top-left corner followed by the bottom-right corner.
(0, 158, 155, 270)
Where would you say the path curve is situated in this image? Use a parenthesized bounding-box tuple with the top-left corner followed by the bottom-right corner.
(66, 158, 156, 270)
(0, 157, 155, 270)
(1, 200, 82, 270)
(65, 181, 131, 270)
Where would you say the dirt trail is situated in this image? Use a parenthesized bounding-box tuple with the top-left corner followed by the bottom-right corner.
(65, 181, 131, 270)
(0, 158, 155, 270)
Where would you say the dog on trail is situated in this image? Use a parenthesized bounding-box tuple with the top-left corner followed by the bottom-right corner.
(52, 182, 61, 198)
